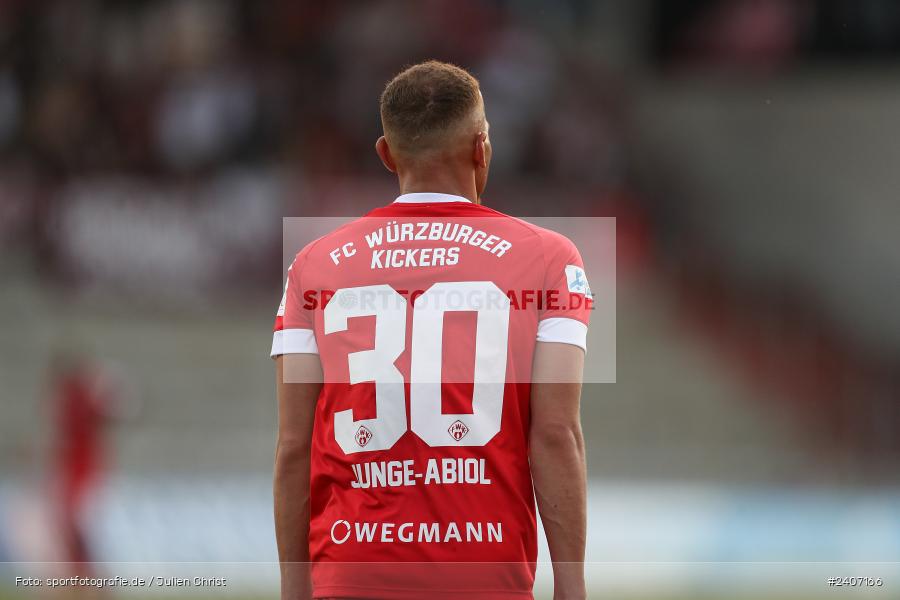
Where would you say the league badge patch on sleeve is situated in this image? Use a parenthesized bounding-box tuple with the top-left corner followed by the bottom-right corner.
(565, 265, 592, 298)
(277, 265, 291, 317)
(277, 285, 288, 317)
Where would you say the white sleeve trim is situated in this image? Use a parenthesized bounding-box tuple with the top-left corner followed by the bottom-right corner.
(536, 317, 587, 352)
(271, 328, 319, 357)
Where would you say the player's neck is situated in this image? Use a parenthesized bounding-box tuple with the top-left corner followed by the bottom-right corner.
(397, 172, 480, 204)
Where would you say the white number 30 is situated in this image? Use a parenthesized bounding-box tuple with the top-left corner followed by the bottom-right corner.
(323, 281, 510, 454)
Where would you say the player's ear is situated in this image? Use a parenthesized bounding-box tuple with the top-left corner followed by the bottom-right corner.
(375, 136, 397, 173)
(473, 131, 488, 169)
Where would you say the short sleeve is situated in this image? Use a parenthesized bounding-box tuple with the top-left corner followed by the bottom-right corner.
(271, 248, 319, 357)
(536, 231, 592, 351)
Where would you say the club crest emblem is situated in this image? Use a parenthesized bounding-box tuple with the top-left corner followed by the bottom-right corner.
(355, 425, 373, 447)
(448, 420, 470, 441)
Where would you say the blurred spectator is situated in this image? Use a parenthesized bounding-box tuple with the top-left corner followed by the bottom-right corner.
(0, 0, 578, 181)
(0, 0, 634, 287)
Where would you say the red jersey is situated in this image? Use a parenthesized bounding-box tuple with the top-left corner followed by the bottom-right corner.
(272, 193, 592, 599)
(53, 367, 108, 508)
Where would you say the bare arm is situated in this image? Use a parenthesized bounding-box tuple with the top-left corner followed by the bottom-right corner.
(530, 342, 587, 600)
(274, 354, 322, 600)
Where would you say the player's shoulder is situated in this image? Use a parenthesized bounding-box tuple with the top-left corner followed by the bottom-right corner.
(290, 219, 361, 266)
(476, 204, 581, 258)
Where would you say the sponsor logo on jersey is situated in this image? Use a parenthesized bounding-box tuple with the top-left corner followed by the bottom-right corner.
(330, 519, 503, 544)
(448, 420, 470, 441)
(355, 425, 373, 447)
(564, 265, 592, 297)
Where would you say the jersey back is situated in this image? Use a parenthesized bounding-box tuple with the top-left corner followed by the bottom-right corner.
(272, 196, 591, 599)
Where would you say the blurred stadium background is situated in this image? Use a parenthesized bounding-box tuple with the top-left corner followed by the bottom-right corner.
(2, 0, 900, 598)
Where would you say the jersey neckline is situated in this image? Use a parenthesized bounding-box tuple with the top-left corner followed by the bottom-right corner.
(394, 192, 472, 204)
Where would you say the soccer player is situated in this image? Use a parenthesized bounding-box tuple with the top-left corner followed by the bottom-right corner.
(47, 349, 117, 574)
(273, 61, 591, 600)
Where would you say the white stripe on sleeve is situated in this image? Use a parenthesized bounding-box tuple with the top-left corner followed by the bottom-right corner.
(536, 317, 587, 352)
(271, 328, 319, 357)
